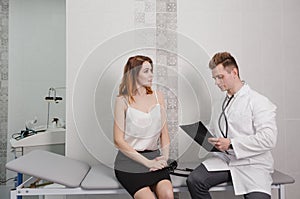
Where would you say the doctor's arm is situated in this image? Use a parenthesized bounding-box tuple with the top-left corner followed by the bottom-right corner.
(231, 99, 278, 159)
(113, 97, 167, 171)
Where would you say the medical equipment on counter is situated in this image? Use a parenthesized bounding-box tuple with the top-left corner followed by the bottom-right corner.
(45, 87, 64, 129)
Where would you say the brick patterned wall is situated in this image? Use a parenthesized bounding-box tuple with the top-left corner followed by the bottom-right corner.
(0, 0, 9, 183)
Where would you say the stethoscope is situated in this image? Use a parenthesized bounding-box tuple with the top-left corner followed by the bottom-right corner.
(218, 95, 235, 138)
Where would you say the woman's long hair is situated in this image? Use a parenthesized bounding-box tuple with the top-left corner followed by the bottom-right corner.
(118, 55, 153, 104)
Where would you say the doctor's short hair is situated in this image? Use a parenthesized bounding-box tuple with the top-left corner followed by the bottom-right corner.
(209, 52, 240, 78)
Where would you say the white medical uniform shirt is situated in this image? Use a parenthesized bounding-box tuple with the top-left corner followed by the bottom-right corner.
(203, 84, 277, 196)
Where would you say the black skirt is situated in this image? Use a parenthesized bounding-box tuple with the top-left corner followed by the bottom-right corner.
(114, 150, 171, 197)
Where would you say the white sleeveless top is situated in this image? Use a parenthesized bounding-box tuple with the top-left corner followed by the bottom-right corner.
(124, 91, 162, 151)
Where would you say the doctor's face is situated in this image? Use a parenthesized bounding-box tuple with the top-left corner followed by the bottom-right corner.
(212, 64, 235, 92)
(136, 61, 153, 87)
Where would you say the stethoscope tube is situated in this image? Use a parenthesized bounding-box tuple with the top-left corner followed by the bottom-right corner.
(218, 95, 234, 138)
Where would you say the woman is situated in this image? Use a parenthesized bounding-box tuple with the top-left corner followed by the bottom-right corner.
(113, 55, 174, 199)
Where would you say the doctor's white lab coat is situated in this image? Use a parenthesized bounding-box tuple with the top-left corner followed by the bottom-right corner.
(203, 84, 277, 196)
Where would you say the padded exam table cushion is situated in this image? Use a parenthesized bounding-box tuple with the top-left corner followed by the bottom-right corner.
(6, 150, 90, 188)
(6, 150, 294, 191)
(6, 150, 188, 190)
(80, 164, 121, 189)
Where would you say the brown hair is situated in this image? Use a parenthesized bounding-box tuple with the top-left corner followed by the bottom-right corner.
(118, 55, 153, 104)
(209, 52, 239, 77)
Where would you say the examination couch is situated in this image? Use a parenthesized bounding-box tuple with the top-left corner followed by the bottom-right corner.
(6, 150, 295, 199)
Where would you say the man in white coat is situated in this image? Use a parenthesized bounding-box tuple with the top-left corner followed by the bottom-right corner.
(186, 52, 277, 199)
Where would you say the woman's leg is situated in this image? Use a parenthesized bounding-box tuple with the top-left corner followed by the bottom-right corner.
(134, 187, 156, 199)
(153, 179, 174, 199)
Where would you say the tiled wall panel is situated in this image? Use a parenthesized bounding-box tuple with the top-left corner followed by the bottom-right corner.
(0, 0, 8, 183)
(134, 0, 178, 160)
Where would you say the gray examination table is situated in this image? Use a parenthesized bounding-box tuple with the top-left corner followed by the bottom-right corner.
(6, 150, 295, 199)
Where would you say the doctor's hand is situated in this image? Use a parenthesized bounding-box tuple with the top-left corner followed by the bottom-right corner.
(148, 156, 168, 171)
(208, 137, 231, 152)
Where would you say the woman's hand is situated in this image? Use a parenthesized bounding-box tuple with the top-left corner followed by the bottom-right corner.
(148, 156, 168, 171)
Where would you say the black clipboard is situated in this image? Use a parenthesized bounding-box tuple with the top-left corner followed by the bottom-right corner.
(180, 121, 221, 152)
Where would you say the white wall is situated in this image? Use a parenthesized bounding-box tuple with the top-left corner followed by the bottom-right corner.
(8, 0, 300, 198)
(67, 0, 300, 198)
(178, 0, 300, 198)
(66, 0, 135, 166)
(7, 0, 66, 169)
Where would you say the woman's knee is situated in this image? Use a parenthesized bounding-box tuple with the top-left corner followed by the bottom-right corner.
(155, 180, 174, 199)
(134, 187, 155, 199)
(158, 188, 174, 199)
